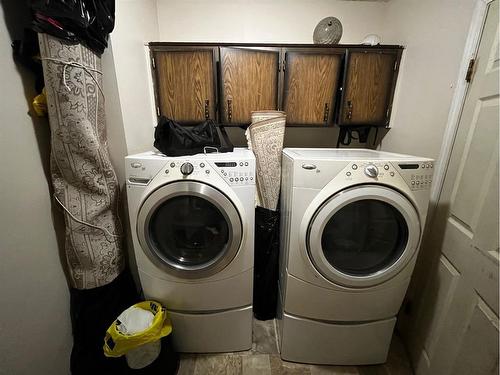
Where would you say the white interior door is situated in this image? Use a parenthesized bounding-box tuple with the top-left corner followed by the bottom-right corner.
(403, 1, 499, 374)
(402, 0, 500, 375)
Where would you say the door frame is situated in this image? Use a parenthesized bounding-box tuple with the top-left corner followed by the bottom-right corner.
(430, 0, 494, 219)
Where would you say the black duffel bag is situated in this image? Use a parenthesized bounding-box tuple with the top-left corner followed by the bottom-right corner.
(154, 116, 234, 156)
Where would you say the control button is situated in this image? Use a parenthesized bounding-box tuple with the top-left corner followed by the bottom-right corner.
(352, 164, 358, 170)
(384, 164, 389, 170)
(205, 170, 210, 174)
(364, 164, 379, 178)
(240, 162, 243, 166)
(165, 170, 169, 174)
(245, 177, 248, 180)
(416, 181, 420, 185)
(430, 164, 433, 168)
(245, 162, 249, 166)
(230, 178, 234, 182)
(221, 170, 225, 174)
(411, 181, 415, 185)
(421, 164, 425, 168)
(131, 162, 142, 168)
(390, 172, 395, 177)
(235, 178, 239, 182)
(180, 162, 194, 176)
(250, 177, 253, 180)
(346, 172, 352, 177)
(200, 163, 205, 168)
(170, 162, 175, 168)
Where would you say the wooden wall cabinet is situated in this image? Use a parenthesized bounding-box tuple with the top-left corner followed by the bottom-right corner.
(219, 47, 280, 125)
(151, 47, 217, 123)
(282, 48, 343, 126)
(149, 43, 403, 128)
(339, 49, 401, 126)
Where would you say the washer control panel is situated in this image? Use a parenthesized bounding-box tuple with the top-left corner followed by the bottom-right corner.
(212, 161, 255, 185)
(344, 161, 434, 191)
(162, 159, 255, 186)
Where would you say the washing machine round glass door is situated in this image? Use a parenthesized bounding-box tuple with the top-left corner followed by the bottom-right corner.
(136, 181, 242, 278)
(307, 185, 421, 287)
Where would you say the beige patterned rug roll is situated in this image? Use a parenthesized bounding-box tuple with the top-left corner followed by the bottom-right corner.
(39, 34, 124, 289)
(246, 111, 286, 210)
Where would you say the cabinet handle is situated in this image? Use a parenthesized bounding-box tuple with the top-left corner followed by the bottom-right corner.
(347, 100, 353, 120)
(323, 103, 330, 123)
(205, 100, 210, 119)
(227, 99, 232, 122)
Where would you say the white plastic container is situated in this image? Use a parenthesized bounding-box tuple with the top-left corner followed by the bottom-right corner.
(125, 340, 161, 369)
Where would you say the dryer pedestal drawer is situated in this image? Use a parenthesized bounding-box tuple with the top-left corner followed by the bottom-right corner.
(278, 312, 396, 365)
(169, 305, 252, 353)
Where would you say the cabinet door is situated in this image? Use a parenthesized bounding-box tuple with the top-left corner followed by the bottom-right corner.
(220, 47, 280, 125)
(282, 49, 343, 126)
(152, 48, 217, 123)
(340, 49, 401, 126)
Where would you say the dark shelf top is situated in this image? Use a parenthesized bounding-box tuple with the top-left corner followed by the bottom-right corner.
(148, 42, 404, 49)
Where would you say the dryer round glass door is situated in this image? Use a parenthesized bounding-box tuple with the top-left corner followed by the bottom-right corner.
(307, 185, 420, 287)
(136, 181, 242, 278)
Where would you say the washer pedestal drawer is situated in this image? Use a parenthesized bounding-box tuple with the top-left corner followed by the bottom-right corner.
(278, 312, 396, 365)
(168, 305, 252, 353)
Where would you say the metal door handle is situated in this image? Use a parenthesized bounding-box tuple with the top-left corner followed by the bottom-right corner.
(347, 100, 353, 120)
(227, 99, 232, 122)
(302, 164, 317, 170)
(205, 99, 210, 119)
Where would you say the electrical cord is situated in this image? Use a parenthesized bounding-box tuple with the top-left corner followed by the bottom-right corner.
(54, 194, 122, 239)
(38, 57, 104, 100)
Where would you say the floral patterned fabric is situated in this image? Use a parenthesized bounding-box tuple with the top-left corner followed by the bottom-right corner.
(39, 34, 124, 289)
(246, 111, 286, 210)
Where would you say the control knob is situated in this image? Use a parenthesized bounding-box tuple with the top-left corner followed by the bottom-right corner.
(364, 164, 379, 178)
(180, 162, 194, 176)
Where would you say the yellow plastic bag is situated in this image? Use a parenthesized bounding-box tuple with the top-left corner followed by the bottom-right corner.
(103, 301, 172, 357)
(32, 88, 47, 117)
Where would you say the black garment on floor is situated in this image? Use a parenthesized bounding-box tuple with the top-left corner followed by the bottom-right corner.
(70, 269, 179, 374)
(253, 206, 281, 320)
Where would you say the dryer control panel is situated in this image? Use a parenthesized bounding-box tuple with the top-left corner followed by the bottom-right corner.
(343, 161, 434, 191)
(211, 160, 255, 186)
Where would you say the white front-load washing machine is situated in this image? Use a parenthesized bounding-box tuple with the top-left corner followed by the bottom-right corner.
(277, 148, 434, 365)
(125, 148, 255, 353)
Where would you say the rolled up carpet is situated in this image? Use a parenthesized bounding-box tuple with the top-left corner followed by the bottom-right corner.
(245, 111, 286, 210)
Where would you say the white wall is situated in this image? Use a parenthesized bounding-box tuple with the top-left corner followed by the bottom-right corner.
(156, 0, 388, 44)
(379, 0, 475, 160)
(0, 5, 72, 375)
(102, 43, 129, 183)
(110, 0, 160, 154)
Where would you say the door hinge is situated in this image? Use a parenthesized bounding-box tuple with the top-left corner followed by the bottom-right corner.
(282, 60, 286, 73)
(151, 56, 156, 69)
(465, 58, 475, 82)
(156, 106, 160, 117)
(394, 60, 399, 71)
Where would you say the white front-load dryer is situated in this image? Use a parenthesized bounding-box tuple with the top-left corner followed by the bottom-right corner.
(125, 148, 255, 353)
(277, 148, 434, 365)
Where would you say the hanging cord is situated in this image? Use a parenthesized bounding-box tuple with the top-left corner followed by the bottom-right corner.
(38, 57, 105, 100)
(53, 194, 122, 239)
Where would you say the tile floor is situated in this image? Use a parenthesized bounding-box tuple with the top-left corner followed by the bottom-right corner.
(176, 319, 413, 375)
